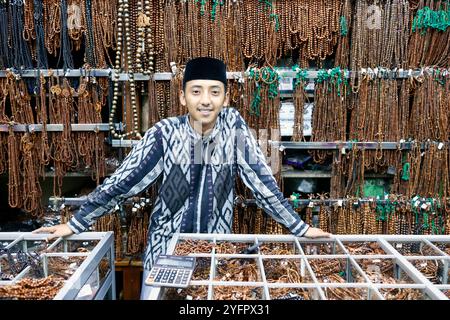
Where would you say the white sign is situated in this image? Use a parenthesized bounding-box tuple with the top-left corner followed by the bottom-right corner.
(278, 77, 294, 91)
(279, 102, 313, 136)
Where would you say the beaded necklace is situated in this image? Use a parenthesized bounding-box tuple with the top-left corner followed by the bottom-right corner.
(0, 2, 10, 68)
(33, 0, 49, 68)
(58, 0, 74, 69)
(10, 0, 33, 68)
(109, 0, 140, 139)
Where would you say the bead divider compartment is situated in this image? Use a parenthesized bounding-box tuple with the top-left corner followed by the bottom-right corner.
(306, 256, 367, 283)
(376, 285, 431, 300)
(214, 257, 262, 282)
(403, 256, 449, 285)
(377, 237, 449, 299)
(0, 232, 115, 300)
(321, 285, 380, 300)
(211, 285, 266, 300)
(351, 257, 416, 284)
(145, 234, 450, 300)
(39, 253, 89, 280)
(258, 241, 299, 255)
(173, 237, 217, 284)
(0, 234, 58, 284)
(262, 257, 313, 283)
(299, 239, 347, 255)
(215, 241, 257, 254)
(297, 238, 375, 296)
(173, 239, 216, 283)
(341, 241, 389, 255)
(49, 239, 101, 253)
(53, 232, 115, 300)
(267, 283, 323, 300)
(431, 241, 450, 257)
(428, 241, 450, 284)
(388, 240, 444, 257)
(162, 285, 209, 300)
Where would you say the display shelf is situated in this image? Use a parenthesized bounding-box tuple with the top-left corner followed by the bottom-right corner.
(110, 140, 450, 149)
(281, 170, 393, 179)
(1, 68, 444, 80)
(52, 196, 448, 208)
(144, 234, 450, 300)
(0, 123, 122, 133)
(0, 232, 115, 300)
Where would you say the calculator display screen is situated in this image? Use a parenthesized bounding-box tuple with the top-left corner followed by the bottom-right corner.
(157, 258, 193, 268)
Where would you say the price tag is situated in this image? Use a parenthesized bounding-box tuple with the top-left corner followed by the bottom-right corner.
(308, 201, 314, 208)
(337, 200, 343, 207)
(438, 142, 444, 150)
(279, 77, 293, 91)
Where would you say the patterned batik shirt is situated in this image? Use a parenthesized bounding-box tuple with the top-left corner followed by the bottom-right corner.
(67, 107, 309, 270)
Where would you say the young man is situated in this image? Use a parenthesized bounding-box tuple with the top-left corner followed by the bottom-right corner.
(34, 57, 330, 298)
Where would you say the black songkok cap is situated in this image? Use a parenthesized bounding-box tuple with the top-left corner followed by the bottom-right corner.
(183, 57, 227, 90)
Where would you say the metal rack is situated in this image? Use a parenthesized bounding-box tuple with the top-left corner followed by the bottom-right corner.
(0, 69, 243, 81)
(0, 123, 122, 133)
(144, 233, 450, 300)
(47, 196, 150, 209)
(110, 139, 449, 149)
(1, 67, 447, 80)
(47, 195, 448, 208)
(0, 232, 116, 300)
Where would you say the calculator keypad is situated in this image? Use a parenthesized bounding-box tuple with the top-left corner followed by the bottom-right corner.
(146, 267, 193, 287)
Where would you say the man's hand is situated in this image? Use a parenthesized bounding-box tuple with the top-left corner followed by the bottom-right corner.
(32, 224, 74, 241)
(303, 227, 332, 239)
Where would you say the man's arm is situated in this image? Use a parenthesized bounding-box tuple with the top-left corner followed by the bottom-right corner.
(235, 113, 329, 238)
(34, 123, 165, 240)
(66, 123, 164, 233)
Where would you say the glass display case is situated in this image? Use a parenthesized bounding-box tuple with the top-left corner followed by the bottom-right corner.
(0, 232, 115, 300)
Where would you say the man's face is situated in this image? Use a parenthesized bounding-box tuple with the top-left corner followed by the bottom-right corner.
(180, 79, 229, 133)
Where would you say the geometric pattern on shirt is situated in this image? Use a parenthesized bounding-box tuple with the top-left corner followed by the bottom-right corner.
(209, 204, 234, 234)
(213, 165, 233, 209)
(160, 164, 190, 214)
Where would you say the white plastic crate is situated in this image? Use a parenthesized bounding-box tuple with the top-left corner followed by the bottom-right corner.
(145, 234, 450, 300)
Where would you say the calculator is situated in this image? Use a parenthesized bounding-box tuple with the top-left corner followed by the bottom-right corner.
(145, 255, 196, 288)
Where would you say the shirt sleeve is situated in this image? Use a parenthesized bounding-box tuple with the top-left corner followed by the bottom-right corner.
(235, 112, 310, 237)
(67, 123, 164, 233)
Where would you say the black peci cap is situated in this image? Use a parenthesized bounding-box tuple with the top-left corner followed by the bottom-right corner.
(183, 57, 227, 90)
